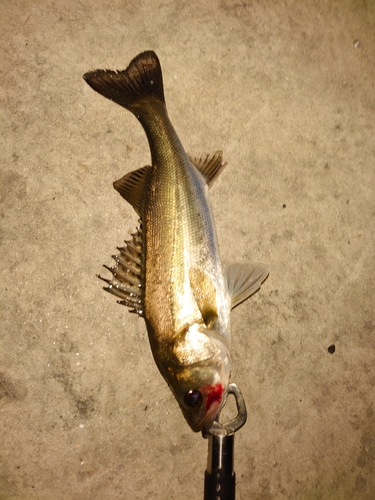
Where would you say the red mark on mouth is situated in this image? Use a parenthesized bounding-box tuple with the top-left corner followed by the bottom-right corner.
(203, 383, 224, 413)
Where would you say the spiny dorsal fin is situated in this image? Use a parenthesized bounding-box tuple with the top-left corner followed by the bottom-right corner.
(188, 151, 226, 188)
(225, 263, 269, 309)
(98, 225, 144, 316)
(83, 51, 165, 111)
(113, 166, 151, 217)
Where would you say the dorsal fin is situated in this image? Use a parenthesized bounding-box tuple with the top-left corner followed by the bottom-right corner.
(113, 166, 151, 217)
(98, 225, 144, 316)
(188, 151, 226, 188)
(225, 263, 269, 309)
(83, 51, 165, 111)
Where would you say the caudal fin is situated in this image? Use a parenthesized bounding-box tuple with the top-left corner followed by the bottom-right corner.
(83, 51, 165, 111)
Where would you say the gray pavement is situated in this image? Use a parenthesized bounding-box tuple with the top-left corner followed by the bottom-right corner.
(1, 1, 374, 498)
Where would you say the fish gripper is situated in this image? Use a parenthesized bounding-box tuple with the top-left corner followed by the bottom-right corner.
(203, 383, 247, 500)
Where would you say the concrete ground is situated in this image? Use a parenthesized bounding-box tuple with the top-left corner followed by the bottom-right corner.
(1, 1, 374, 498)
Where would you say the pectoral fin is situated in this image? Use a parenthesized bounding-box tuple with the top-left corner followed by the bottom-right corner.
(189, 269, 218, 327)
(113, 166, 151, 217)
(188, 151, 226, 188)
(225, 263, 269, 309)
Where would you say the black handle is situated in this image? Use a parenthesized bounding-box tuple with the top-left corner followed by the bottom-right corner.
(204, 432, 235, 500)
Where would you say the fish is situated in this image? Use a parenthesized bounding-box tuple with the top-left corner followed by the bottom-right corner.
(83, 51, 269, 434)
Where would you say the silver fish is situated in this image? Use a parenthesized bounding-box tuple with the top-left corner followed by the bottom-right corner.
(83, 51, 268, 434)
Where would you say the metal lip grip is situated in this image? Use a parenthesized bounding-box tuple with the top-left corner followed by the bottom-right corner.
(204, 383, 247, 500)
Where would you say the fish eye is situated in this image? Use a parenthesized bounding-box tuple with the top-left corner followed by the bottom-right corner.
(183, 390, 203, 408)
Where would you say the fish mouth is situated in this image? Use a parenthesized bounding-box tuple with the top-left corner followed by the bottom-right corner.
(201, 403, 222, 436)
(201, 393, 225, 435)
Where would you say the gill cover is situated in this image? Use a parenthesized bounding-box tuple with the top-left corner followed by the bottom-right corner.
(167, 325, 231, 433)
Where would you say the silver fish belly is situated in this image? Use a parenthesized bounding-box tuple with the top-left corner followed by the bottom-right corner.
(83, 51, 269, 433)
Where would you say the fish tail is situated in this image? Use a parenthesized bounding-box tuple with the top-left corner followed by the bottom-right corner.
(83, 51, 165, 111)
